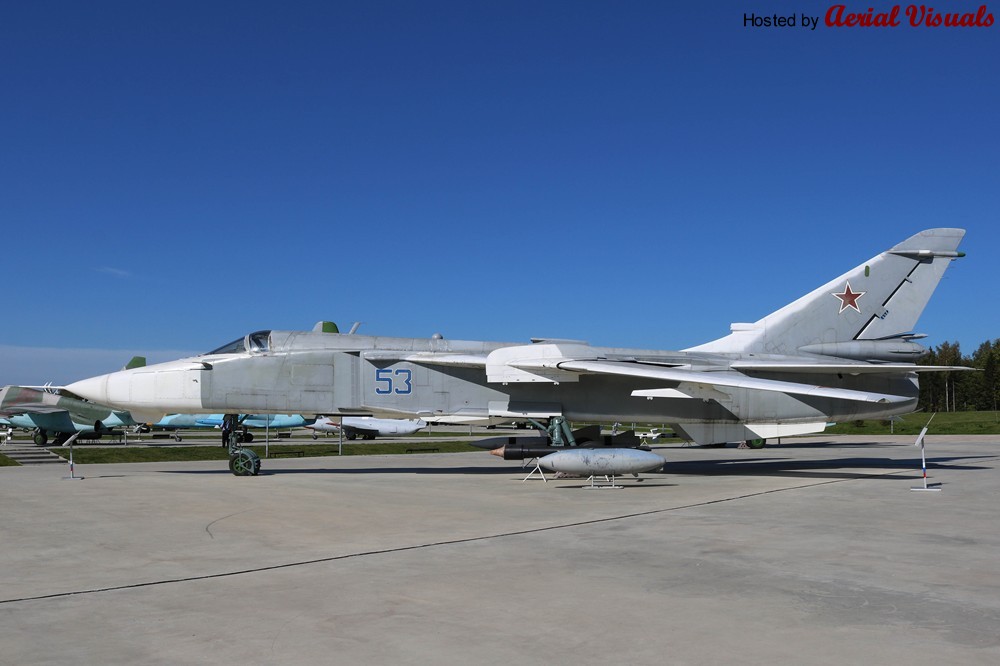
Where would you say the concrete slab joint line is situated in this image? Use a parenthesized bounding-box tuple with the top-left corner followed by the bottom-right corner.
(0, 437, 998, 664)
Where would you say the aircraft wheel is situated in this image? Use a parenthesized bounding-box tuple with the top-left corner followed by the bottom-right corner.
(173, 434, 183, 442)
(33, 430, 48, 446)
(312, 432, 318, 440)
(747, 438, 766, 449)
(346, 432, 357, 441)
(364, 433, 376, 440)
(243, 432, 254, 443)
(229, 450, 261, 476)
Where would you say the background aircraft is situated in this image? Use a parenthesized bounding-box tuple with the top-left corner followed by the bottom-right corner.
(141, 413, 314, 442)
(306, 416, 427, 440)
(0, 385, 136, 445)
(151, 413, 312, 430)
(67, 229, 971, 474)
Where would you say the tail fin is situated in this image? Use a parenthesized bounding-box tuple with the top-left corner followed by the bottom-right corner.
(687, 229, 965, 357)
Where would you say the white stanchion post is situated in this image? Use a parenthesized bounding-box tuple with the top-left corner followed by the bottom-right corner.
(911, 414, 941, 492)
(62, 432, 83, 481)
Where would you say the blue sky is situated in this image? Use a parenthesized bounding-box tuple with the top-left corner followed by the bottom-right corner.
(1, 1, 997, 385)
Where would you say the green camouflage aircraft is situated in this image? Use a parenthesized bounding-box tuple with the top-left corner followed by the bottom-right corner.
(0, 385, 137, 445)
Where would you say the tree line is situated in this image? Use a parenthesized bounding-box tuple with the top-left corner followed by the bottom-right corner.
(918, 339, 999, 412)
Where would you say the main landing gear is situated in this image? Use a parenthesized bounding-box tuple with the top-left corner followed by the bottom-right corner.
(527, 416, 578, 447)
(223, 414, 260, 476)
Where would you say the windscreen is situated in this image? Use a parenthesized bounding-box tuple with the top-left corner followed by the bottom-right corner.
(205, 337, 247, 355)
(205, 330, 272, 355)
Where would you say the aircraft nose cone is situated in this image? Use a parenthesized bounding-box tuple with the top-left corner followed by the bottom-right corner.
(67, 374, 110, 405)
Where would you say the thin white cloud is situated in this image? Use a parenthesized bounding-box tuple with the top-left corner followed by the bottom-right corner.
(96, 266, 131, 278)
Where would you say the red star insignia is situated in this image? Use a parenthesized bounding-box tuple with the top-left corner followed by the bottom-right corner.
(832, 281, 866, 314)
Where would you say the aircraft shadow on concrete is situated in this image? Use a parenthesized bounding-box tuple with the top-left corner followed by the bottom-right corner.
(155, 453, 992, 482)
(660, 441, 917, 451)
(661, 454, 993, 481)
(749, 441, 911, 449)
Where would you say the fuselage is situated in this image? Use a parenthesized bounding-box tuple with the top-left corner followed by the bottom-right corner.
(66, 329, 919, 428)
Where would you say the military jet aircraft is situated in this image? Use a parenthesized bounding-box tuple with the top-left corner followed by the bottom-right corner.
(305, 416, 427, 440)
(67, 229, 970, 475)
(0, 385, 137, 445)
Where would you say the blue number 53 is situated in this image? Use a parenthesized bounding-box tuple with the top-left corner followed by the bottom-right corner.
(375, 368, 412, 395)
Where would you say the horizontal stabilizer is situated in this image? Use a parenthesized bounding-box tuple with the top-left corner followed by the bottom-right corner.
(561, 360, 910, 404)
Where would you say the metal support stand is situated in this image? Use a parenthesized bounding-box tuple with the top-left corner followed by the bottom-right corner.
(62, 432, 83, 480)
(521, 460, 547, 482)
(583, 474, 622, 489)
(911, 414, 941, 492)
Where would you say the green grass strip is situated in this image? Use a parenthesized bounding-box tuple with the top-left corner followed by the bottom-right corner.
(825, 411, 1000, 436)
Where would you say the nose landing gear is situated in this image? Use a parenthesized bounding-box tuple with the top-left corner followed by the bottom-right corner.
(228, 448, 261, 475)
(223, 414, 261, 476)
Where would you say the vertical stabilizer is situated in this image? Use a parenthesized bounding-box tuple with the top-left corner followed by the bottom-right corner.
(687, 229, 965, 356)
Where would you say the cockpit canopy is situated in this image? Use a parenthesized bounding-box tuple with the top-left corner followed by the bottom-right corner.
(205, 330, 272, 355)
